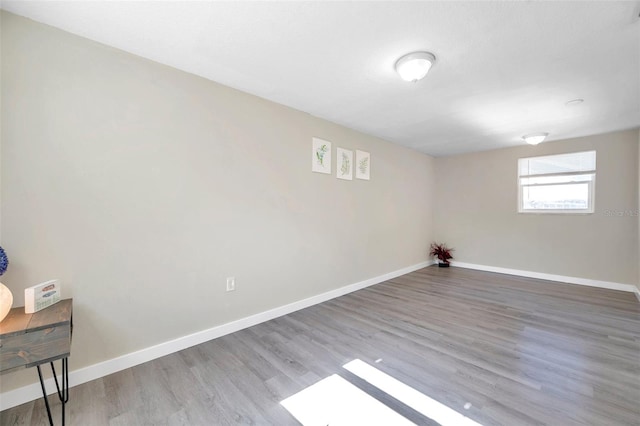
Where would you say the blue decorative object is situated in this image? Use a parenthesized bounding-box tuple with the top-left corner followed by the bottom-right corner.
(0, 246, 8, 276)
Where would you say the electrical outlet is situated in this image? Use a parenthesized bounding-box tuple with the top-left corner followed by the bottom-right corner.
(226, 277, 235, 292)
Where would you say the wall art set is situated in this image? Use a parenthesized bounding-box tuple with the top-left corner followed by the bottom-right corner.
(312, 137, 370, 181)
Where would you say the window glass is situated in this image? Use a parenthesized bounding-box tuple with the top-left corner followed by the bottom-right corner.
(518, 151, 595, 213)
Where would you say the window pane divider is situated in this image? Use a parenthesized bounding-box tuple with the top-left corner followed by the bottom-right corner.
(519, 170, 595, 178)
(520, 181, 590, 188)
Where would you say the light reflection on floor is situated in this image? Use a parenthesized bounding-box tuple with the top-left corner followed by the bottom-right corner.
(344, 359, 482, 426)
(280, 374, 416, 426)
(281, 359, 483, 426)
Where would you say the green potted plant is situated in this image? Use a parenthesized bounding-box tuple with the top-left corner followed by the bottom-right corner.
(430, 242, 453, 267)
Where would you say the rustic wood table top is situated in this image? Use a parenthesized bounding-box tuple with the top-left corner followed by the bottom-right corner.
(0, 298, 73, 374)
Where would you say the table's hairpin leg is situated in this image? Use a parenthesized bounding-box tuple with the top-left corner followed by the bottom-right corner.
(36, 365, 54, 426)
(50, 358, 69, 403)
(36, 357, 69, 426)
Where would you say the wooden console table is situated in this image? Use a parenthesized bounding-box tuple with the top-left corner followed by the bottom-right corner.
(0, 299, 73, 425)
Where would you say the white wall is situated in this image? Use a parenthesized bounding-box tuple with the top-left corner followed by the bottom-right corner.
(0, 12, 434, 393)
(434, 129, 639, 285)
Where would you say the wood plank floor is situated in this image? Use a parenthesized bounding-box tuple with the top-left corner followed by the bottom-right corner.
(2, 266, 639, 425)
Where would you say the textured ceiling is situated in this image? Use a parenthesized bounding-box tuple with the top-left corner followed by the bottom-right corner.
(2, 1, 639, 157)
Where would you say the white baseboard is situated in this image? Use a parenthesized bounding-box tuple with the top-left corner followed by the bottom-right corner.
(450, 261, 639, 294)
(635, 287, 640, 302)
(0, 260, 433, 411)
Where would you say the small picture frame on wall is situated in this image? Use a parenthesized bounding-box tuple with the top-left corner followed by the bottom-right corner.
(312, 137, 332, 174)
(336, 148, 353, 180)
(355, 150, 370, 180)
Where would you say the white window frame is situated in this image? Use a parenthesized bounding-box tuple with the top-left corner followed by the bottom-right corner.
(518, 151, 596, 214)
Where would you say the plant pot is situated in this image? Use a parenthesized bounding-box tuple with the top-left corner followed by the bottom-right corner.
(438, 262, 450, 267)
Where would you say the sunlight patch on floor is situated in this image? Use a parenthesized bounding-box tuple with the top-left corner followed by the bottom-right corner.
(343, 359, 482, 426)
(280, 374, 416, 426)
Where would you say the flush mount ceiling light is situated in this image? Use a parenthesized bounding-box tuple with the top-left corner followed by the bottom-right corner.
(523, 133, 549, 145)
(565, 98, 584, 106)
(395, 52, 436, 82)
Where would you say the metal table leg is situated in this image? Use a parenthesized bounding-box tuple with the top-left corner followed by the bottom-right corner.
(36, 357, 69, 426)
